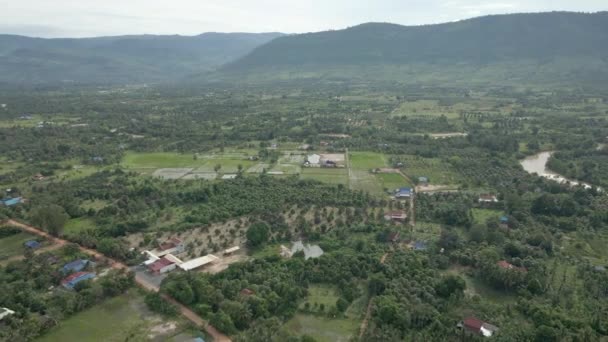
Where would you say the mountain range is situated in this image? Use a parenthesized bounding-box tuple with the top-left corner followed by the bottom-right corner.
(0, 32, 282, 85)
(2, 11, 608, 86)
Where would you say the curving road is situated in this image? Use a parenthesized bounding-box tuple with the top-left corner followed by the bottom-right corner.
(4, 219, 231, 342)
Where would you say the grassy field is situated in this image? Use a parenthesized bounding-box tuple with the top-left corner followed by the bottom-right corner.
(36, 291, 193, 342)
(349, 152, 387, 170)
(301, 168, 348, 185)
(471, 208, 503, 224)
(285, 314, 359, 342)
(300, 285, 340, 309)
(399, 155, 462, 185)
(122, 151, 258, 175)
(0, 232, 35, 260)
(63, 217, 97, 236)
(376, 173, 410, 191)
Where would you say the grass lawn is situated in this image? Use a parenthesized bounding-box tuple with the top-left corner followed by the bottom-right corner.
(301, 168, 348, 185)
(57, 165, 101, 180)
(300, 285, 340, 310)
(0, 232, 35, 260)
(122, 152, 208, 169)
(471, 208, 502, 224)
(285, 314, 359, 342)
(376, 173, 410, 191)
(63, 217, 97, 236)
(349, 152, 387, 170)
(399, 155, 462, 185)
(36, 290, 189, 342)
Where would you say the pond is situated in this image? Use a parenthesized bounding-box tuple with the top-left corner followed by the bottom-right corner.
(291, 241, 324, 259)
(520, 151, 592, 189)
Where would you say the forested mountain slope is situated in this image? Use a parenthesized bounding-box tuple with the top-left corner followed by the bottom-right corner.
(221, 12, 608, 85)
(0, 32, 282, 85)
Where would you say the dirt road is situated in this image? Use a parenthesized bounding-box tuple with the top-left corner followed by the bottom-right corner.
(4, 219, 231, 342)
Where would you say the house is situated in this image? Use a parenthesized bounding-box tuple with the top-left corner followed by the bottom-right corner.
(247, 156, 259, 161)
(497, 260, 527, 272)
(413, 241, 428, 251)
(320, 141, 330, 147)
(24, 240, 41, 249)
(395, 187, 413, 199)
(387, 232, 401, 243)
(221, 174, 237, 180)
(304, 154, 321, 167)
(32, 173, 45, 181)
(499, 216, 509, 224)
(478, 194, 498, 203)
(458, 317, 499, 337)
(224, 246, 240, 255)
(61, 272, 96, 289)
(280, 245, 292, 258)
(156, 237, 185, 257)
(240, 288, 255, 296)
(62, 259, 89, 274)
(299, 144, 311, 150)
(148, 256, 177, 274)
(418, 176, 429, 185)
(1, 197, 22, 206)
(322, 160, 337, 168)
(384, 211, 408, 222)
(0, 308, 15, 321)
(178, 254, 219, 271)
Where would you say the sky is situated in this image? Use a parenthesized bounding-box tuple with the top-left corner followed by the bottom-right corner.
(0, 0, 606, 38)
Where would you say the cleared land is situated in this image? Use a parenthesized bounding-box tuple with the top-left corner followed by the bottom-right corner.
(0, 232, 36, 260)
(285, 314, 359, 342)
(36, 291, 195, 342)
(301, 168, 348, 184)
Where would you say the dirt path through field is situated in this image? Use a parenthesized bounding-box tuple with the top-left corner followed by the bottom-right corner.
(4, 219, 232, 342)
(0, 243, 63, 266)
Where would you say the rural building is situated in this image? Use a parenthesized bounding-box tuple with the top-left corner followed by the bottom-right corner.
(413, 241, 428, 251)
(61, 272, 96, 289)
(155, 237, 185, 257)
(458, 317, 499, 337)
(387, 232, 401, 243)
(178, 254, 219, 271)
(24, 240, 41, 249)
(418, 176, 429, 184)
(221, 174, 237, 180)
(240, 288, 255, 296)
(497, 260, 527, 272)
(0, 308, 15, 321)
(1, 197, 23, 206)
(299, 144, 311, 150)
(62, 259, 89, 274)
(148, 257, 177, 274)
(224, 246, 240, 255)
(304, 154, 321, 167)
(32, 173, 45, 181)
(384, 211, 408, 222)
(478, 194, 498, 203)
(279, 245, 292, 258)
(395, 187, 413, 199)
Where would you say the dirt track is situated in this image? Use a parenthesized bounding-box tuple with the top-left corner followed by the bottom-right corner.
(4, 219, 232, 342)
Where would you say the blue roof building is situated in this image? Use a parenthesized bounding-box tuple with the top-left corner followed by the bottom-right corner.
(61, 272, 96, 289)
(395, 187, 413, 198)
(414, 241, 428, 251)
(24, 240, 41, 249)
(62, 259, 89, 273)
(1, 197, 22, 206)
(500, 216, 509, 223)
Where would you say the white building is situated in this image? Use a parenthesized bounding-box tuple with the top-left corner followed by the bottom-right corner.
(178, 254, 220, 271)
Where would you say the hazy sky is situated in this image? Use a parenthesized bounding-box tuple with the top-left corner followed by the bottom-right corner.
(0, 0, 606, 38)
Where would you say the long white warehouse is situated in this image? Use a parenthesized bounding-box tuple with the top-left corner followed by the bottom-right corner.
(178, 254, 220, 271)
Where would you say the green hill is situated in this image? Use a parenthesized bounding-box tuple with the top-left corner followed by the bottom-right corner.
(220, 12, 608, 85)
(0, 32, 283, 85)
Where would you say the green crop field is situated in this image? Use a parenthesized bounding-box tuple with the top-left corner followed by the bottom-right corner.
(471, 208, 503, 224)
(376, 173, 410, 191)
(349, 152, 387, 170)
(63, 217, 97, 236)
(399, 156, 463, 185)
(301, 168, 348, 184)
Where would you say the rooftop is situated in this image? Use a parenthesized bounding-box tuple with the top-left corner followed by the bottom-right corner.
(149, 257, 175, 272)
(179, 254, 220, 271)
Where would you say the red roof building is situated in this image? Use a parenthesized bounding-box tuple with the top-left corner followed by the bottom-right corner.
(461, 317, 499, 337)
(497, 260, 527, 272)
(148, 257, 176, 274)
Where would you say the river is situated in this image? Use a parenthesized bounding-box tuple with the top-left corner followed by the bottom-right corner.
(520, 151, 593, 189)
